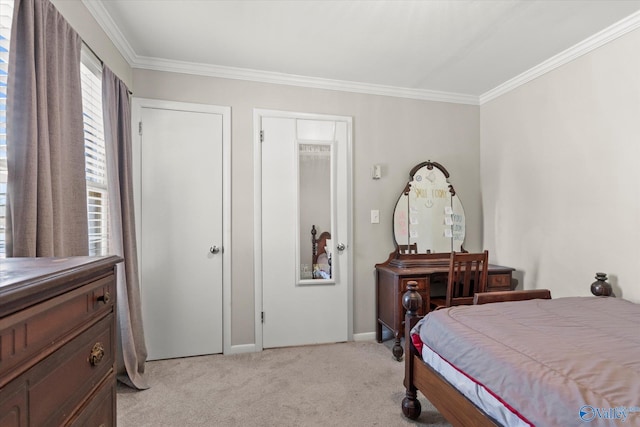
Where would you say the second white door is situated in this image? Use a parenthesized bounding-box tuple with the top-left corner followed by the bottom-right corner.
(258, 111, 352, 349)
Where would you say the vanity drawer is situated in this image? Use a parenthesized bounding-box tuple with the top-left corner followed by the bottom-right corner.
(400, 277, 428, 291)
(28, 314, 114, 427)
(488, 274, 512, 291)
(0, 275, 114, 383)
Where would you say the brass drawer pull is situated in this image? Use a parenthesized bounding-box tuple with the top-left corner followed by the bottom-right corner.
(89, 342, 105, 366)
(97, 291, 111, 304)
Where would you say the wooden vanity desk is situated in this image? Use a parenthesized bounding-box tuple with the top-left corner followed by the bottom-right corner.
(0, 255, 121, 426)
(375, 252, 514, 360)
(379, 160, 516, 360)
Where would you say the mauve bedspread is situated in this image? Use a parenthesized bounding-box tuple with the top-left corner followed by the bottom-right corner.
(414, 297, 640, 426)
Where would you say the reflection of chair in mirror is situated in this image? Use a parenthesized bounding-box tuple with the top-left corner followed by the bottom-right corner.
(398, 244, 418, 254)
(311, 225, 331, 279)
(431, 250, 489, 310)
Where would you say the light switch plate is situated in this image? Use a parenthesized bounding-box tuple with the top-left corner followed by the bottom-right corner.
(371, 209, 380, 224)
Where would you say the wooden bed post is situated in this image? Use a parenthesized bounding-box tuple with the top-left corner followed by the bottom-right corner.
(311, 225, 318, 261)
(402, 281, 423, 420)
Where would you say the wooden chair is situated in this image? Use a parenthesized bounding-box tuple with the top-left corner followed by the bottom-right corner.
(431, 250, 489, 310)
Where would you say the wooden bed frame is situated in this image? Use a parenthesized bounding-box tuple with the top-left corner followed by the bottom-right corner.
(311, 224, 331, 265)
(401, 283, 552, 426)
(310, 225, 331, 279)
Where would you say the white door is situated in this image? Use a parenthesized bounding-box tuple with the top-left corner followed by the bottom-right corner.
(257, 111, 352, 349)
(135, 101, 226, 360)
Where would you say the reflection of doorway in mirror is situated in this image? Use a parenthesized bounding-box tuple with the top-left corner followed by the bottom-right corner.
(395, 208, 408, 238)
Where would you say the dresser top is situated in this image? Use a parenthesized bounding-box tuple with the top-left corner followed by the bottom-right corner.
(0, 255, 122, 316)
(0, 256, 120, 288)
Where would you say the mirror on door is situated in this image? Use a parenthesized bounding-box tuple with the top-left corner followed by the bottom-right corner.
(393, 161, 465, 254)
(298, 142, 333, 282)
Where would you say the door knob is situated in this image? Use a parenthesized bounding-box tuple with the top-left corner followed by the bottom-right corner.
(337, 243, 346, 251)
(210, 246, 220, 254)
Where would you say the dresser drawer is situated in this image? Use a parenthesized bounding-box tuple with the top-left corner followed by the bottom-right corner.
(488, 274, 512, 291)
(69, 374, 115, 427)
(0, 275, 114, 383)
(28, 313, 114, 427)
(0, 380, 27, 427)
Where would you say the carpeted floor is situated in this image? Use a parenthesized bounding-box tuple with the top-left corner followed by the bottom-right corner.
(117, 340, 451, 426)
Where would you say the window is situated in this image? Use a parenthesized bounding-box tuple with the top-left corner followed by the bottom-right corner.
(81, 48, 109, 256)
(0, 0, 109, 257)
(0, 0, 12, 257)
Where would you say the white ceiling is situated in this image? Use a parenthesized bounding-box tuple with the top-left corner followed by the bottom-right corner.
(84, 0, 640, 104)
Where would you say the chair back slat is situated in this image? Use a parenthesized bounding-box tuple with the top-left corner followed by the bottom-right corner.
(445, 250, 489, 307)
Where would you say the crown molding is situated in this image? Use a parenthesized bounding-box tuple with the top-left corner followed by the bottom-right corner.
(480, 10, 640, 104)
(82, 0, 138, 65)
(133, 55, 479, 105)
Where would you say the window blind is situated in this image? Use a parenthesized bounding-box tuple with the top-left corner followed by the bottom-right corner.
(80, 48, 109, 256)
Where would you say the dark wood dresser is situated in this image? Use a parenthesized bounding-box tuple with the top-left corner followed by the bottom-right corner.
(0, 255, 121, 426)
(375, 253, 514, 360)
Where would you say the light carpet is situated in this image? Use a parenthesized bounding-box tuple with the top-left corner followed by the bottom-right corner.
(117, 340, 450, 426)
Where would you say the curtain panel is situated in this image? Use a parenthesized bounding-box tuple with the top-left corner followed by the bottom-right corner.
(6, 0, 88, 257)
(102, 67, 149, 390)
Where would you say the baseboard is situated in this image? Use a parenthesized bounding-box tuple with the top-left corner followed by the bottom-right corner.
(226, 343, 257, 355)
(228, 334, 381, 352)
(353, 332, 376, 342)
(353, 329, 394, 342)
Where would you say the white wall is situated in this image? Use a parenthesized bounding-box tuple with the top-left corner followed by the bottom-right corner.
(481, 28, 640, 302)
(133, 69, 481, 345)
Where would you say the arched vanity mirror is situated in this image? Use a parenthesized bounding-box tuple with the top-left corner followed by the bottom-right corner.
(393, 161, 465, 256)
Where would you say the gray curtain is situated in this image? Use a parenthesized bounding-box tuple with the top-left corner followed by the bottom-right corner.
(6, 0, 88, 257)
(102, 67, 149, 390)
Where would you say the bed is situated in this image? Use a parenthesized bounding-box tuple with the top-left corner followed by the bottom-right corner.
(401, 283, 640, 426)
